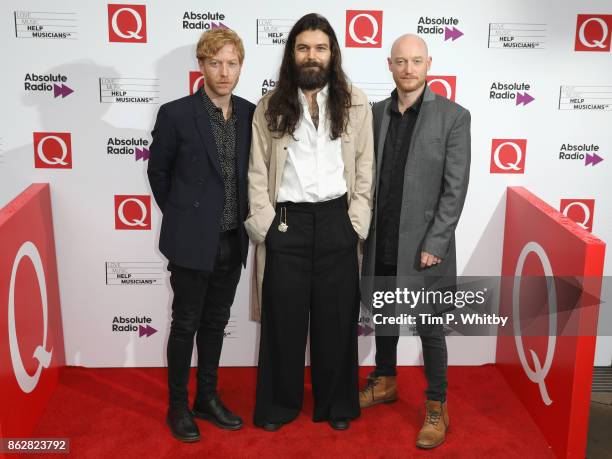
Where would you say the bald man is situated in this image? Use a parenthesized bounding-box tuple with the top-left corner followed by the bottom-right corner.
(359, 34, 470, 449)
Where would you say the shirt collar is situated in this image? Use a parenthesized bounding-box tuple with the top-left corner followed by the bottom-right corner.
(298, 84, 329, 107)
(201, 86, 234, 119)
(390, 85, 425, 115)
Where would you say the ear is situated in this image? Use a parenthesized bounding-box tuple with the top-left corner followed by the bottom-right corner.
(427, 56, 432, 72)
(387, 57, 392, 72)
(197, 59, 206, 76)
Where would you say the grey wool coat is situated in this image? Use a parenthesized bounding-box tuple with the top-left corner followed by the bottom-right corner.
(361, 85, 471, 312)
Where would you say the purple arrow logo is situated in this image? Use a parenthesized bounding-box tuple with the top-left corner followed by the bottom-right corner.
(516, 92, 535, 106)
(444, 26, 463, 41)
(358, 324, 374, 336)
(211, 22, 228, 29)
(585, 153, 604, 166)
(135, 147, 150, 161)
(53, 84, 74, 98)
(139, 324, 157, 338)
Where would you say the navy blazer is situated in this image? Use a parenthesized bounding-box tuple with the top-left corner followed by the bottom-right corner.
(147, 92, 255, 271)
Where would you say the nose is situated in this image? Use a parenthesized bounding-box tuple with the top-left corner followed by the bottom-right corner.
(219, 63, 229, 77)
(308, 48, 317, 61)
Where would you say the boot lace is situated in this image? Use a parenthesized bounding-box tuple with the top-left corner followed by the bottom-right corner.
(425, 407, 442, 426)
(363, 376, 380, 393)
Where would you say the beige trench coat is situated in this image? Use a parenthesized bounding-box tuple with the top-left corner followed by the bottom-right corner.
(244, 85, 374, 321)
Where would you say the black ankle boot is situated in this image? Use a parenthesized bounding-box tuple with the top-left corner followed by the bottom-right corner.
(166, 406, 201, 442)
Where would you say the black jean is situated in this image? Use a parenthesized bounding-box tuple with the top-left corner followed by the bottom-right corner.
(167, 230, 242, 408)
(373, 261, 448, 402)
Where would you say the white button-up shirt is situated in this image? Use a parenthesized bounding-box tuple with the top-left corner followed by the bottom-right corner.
(277, 85, 347, 203)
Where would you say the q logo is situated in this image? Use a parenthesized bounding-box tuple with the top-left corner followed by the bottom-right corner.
(490, 139, 527, 174)
(513, 241, 557, 406)
(189, 71, 205, 95)
(346, 10, 382, 48)
(114, 195, 151, 230)
(8, 241, 54, 394)
(560, 199, 595, 233)
(426, 75, 456, 101)
(108, 4, 147, 43)
(33, 132, 72, 169)
(575, 15, 612, 52)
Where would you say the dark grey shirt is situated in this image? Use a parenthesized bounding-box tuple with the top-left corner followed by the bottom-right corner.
(376, 87, 424, 266)
(201, 88, 238, 231)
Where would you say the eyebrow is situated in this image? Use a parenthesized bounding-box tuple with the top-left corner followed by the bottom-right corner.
(296, 42, 330, 48)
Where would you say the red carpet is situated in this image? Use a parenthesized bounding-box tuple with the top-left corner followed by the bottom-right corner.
(30, 365, 553, 458)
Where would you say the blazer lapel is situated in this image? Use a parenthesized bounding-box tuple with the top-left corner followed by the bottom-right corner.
(192, 94, 221, 177)
(233, 100, 250, 180)
(376, 99, 392, 190)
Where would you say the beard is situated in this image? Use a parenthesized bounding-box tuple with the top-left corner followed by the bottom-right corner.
(295, 61, 330, 90)
(395, 75, 426, 93)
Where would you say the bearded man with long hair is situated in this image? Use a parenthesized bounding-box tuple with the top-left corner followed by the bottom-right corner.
(244, 13, 374, 432)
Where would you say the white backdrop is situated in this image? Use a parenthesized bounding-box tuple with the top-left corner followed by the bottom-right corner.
(1, 0, 610, 367)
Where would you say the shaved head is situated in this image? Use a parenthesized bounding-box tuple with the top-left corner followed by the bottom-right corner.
(390, 34, 429, 59)
(387, 34, 431, 95)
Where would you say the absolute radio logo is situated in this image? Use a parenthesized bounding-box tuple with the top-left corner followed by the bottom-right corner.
(417, 16, 463, 41)
(182, 11, 227, 30)
(112, 316, 157, 337)
(114, 195, 151, 230)
(560, 199, 595, 232)
(14, 10, 78, 40)
(490, 139, 527, 174)
(33, 132, 72, 169)
(358, 315, 374, 336)
(558, 143, 604, 166)
(489, 82, 534, 106)
(189, 71, 205, 95)
(107, 137, 150, 161)
(345, 10, 383, 48)
(108, 4, 147, 43)
(24, 73, 73, 98)
(426, 76, 456, 101)
(261, 79, 278, 96)
(574, 15, 612, 52)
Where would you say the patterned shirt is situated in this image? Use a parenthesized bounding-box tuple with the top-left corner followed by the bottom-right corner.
(201, 87, 238, 231)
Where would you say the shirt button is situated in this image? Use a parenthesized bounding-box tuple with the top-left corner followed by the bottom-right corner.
(193, 201, 200, 208)
(197, 178, 204, 184)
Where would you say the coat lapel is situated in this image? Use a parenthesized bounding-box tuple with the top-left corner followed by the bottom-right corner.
(376, 99, 392, 191)
(192, 94, 221, 177)
(405, 86, 436, 172)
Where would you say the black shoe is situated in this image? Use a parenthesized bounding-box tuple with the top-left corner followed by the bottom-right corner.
(193, 395, 243, 430)
(329, 418, 350, 430)
(254, 420, 284, 432)
(166, 406, 200, 442)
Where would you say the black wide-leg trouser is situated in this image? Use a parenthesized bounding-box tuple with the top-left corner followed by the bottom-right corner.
(254, 195, 361, 424)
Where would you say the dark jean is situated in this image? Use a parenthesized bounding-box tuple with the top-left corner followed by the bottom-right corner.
(373, 261, 448, 402)
(167, 229, 242, 408)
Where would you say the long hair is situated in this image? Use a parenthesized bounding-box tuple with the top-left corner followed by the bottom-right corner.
(265, 13, 351, 140)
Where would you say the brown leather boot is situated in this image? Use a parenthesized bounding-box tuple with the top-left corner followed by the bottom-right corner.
(416, 400, 449, 449)
(359, 373, 398, 408)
